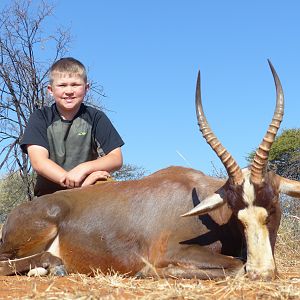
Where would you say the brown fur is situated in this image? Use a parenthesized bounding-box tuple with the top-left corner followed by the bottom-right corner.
(0, 166, 244, 278)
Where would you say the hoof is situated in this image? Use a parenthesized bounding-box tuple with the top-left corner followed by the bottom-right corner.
(50, 264, 68, 277)
(134, 271, 146, 279)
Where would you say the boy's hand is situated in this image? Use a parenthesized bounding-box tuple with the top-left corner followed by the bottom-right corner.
(58, 147, 122, 188)
(62, 164, 90, 188)
(81, 171, 111, 187)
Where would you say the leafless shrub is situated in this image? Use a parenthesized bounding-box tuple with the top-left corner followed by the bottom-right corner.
(0, 0, 71, 199)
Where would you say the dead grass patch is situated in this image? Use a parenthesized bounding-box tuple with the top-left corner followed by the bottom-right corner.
(0, 271, 299, 300)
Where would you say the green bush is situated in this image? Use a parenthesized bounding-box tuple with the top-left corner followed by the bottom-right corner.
(0, 173, 32, 222)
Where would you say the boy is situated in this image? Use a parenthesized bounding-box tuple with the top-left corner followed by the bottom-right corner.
(21, 57, 124, 196)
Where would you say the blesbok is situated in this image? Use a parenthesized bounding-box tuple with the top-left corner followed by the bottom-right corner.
(0, 61, 299, 280)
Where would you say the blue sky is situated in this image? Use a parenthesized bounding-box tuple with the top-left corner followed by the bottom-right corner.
(2, 1, 300, 176)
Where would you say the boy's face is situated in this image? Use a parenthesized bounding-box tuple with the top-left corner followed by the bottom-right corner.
(48, 72, 89, 119)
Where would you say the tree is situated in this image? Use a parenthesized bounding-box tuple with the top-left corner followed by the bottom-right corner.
(268, 129, 300, 181)
(246, 128, 300, 180)
(113, 164, 147, 181)
(246, 128, 300, 222)
(268, 129, 300, 223)
(0, 0, 71, 199)
(0, 172, 32, 222)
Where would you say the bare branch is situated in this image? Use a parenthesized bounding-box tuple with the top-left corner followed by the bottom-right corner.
(0, 0, 71, 196)
(0, 139, 18, 169)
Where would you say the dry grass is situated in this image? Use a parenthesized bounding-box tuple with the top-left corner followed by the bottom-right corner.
(275, 215, 300, 273)
(2, 270, 299, 300)
(0, 216, 299, 299)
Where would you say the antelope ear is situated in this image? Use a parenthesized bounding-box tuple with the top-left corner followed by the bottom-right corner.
(181, 193, 226, 217)
(277, 175, 300, 199)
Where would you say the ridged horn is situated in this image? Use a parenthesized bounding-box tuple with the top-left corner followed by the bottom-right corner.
(196, 71, 243, 185)
(251, 60, 284, 185)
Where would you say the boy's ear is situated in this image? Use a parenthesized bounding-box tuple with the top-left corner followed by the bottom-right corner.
(85, 83, 90, 92)
(47, 85, 53, 95)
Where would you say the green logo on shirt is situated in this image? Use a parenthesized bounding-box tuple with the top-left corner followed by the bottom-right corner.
(78, 132, 87, 136)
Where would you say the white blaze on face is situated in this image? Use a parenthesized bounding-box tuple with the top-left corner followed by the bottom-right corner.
(237, 169, 275, 279)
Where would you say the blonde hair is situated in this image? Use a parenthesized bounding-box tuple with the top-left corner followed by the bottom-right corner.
(49, 57, 87, 84)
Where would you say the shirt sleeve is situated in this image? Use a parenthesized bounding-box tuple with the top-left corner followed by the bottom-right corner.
(20, 109, 49, 154)
(93, 111, 124, 156)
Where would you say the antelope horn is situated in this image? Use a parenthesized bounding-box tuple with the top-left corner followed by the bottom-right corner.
(251, 60, 284, 185)
(196, 71, 243, 185)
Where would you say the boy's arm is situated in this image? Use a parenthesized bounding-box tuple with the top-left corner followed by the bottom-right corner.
(63, 147, 123, 188)
(27, 145, 68, 187)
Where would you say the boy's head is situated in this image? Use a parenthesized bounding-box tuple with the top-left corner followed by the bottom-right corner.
(49, 57, 87, 84)
(48, 57, 90, 120)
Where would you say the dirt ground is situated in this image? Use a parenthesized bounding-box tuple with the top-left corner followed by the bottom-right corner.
(0, 267, 299, 300)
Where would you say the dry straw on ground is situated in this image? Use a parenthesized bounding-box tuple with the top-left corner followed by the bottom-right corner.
(0, 270, 299, 300)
